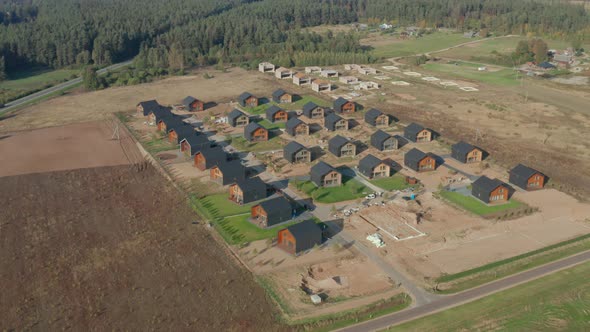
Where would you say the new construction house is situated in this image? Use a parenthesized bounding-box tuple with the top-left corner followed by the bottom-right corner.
(509, 164, 546, 191)
(305, 66, 321, 74)
(210, 160, 246, 186)
(278, 220, 323, 255)
(472, 176, 510, 204)
(251, 197, 293, 228)
(371, 130, 399, 151)
(157, 116, 184, 133)
(365, 108, 389, 127)
(333, 97, 356, 113)
(258, 62, 276, 73)
(357, 81, 379, 90)
(182, 96, 204, 112)
(229, 177, 267, 204)
(228, 109, 249, 127)
(320, 69, 339, 78)
(324, 113, 348, 131)
(194, 146, 227, 171)
(404, 123, 433, 142)
(275, 67, 294, 79)
(328, 135, 356, 157)
(244, 122, 268, 142)
(146, 105, 172, 124)
(272, 89, 293, 103)
(137, 99, 163, 115)
(339, 76, 359, 84)
(285, 117, 309, 137)
(359, 154, 390, 179)
(283, 141, 311, 164)
(311, 79, 332, 92)
(180, 134, 211, 156)
(238, 92, 259, 107)
(310, 161, 341, 187)
(358, 66, 378, 75)
(168, 125, 196, 145)
(266, 105, 288, 122)
(293, 73, 312, 86)
(451, 141, 484, 163)
(404, 148, 438, 172)
(302, 102, 326, 119)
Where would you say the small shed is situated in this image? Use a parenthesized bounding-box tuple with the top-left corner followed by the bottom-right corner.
(370, 130, 399, 151)
(238, 92, 259, 107)
(251, 197, 293, 228)
(451, 141, 484, 163)
(404, 148, 438, 172)
(283, 141, 311, 164)
(472, 176, 509, 203)
(182, 96, 204, 112)
(310, 161, 341, 187)
(324, 113, 348, 131)
(285, 117, 309, 137)
(228, 109, 249, 127)
(333, 97, 356, 113)
(404, 123, 433, 142)
(328, 135, 356, 157)
(244, 122, 268, 142)
(364, 108, 389, 127)
(359, 154, 390, 179)
(278, 220, 323, 255)
(229, 177, 267, 204)
(509, 164, 546, 191)
(210, 160, 246, 186)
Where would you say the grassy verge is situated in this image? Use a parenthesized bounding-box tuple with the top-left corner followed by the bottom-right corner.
(142, 133, 176, 154)
(191, 193, 254, 219)
(293, 176, 371, 203)
(258, 119, 286, 130)
(231, 136, 284, 152)
(393, 262, 590, 331)
(0, 67, 79, 104)
(370, 173, 416, 191)
(434, 233, 590, 293)
(438, 190, 523, 216)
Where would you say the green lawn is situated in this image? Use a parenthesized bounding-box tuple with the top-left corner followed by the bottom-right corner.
(258, 119, 286, 130)
(192, 193, 254, 219)
(143, 133, 176, 153)
(391, 262, 590, 332)
(438, 190, 523, 216)
(244, 103, 270, 115)
(213, 214, 301, 245)
(244, 95, 331, 115)
(231, 136, 284, 152)
(294, 176, 371, 203)
(368, 32, 471, 58)
(0, 67, 79, 103)
(423, 61, 521, 86)
(370, 173, 415, 191)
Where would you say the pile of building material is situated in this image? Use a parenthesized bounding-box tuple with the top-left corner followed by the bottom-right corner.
(366, 233, 385, 247)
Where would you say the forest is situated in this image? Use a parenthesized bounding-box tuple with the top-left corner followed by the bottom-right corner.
(0, 0, 589, 80)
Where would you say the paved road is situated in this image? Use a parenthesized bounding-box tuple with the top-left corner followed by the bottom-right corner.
(337, 249, 590, 332)
(0, 60, 133, 114)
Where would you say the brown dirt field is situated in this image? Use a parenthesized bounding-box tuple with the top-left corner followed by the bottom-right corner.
(0, 121, 140, 177)
(0, 165, 285, 331)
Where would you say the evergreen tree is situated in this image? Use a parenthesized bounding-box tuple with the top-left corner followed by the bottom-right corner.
(82, 66, 100, 90)
(0, 56, 6, 82)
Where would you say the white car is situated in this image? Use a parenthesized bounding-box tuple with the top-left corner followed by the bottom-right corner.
(365, 193, 376, 200)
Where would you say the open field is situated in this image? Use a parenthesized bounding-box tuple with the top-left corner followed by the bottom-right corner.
(423, 61, 520, 86)
(438, 190, 524, 216)
(363, 32, 472, 58)
(390, 261, 590, 332)
(0, 120, 141, 177)
(0, 164, 283, 331)
(0, 67, 79, 103)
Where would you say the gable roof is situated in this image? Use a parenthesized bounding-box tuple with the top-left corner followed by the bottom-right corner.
(333, 97, 350, 111)
(405, 148, 428, 164)
(284, 220, 322, 251)
(228, 109, 247, 126)
(283, 141, 307, 162)
(324, 112, 344, 131)
(302, 102, 323, 118)
(233, 177, 267, 203)
(215, 160, 246, 184)
(258, 196, 292, 224)
(452, 141, 476, 155)
(371, 129, 392, 148)
(244, 122, 266, 140)
(285, 117, 306, 136)
(359, 154, 383, 175)
(238, 92, 255, 105)
(272, 89, 288, 100)
(329, 135, 350, 150)
(170, 125, 196, 141)
(404, 123, 426, 139)
(152, 106, 173, 122)
(266, 105, 285, 121)
(181, 134, 211, 155)
(364, 108, 384, 126)
(138, 100, 162, 116)
(196, 146, 226, 166)
(182, 96, 198, 108)
(509, 164, 544, 189)
(160, 116, 185, 130)
(472, 176, 507, 202)
(310, 161, 337, 186)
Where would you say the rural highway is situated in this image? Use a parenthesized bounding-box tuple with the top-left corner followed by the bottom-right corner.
(337, 249, 590, 332)
(0, 60, 133, 114)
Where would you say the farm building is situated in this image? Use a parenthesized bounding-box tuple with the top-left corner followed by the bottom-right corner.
(283, 141, 311, 164)
(229, 177, 267, 204)
(194, 146, 227, 170)
(137, 100, 163, 115)
(180, 134, 211, 156)
(509, 164, 546, 191)
(302, 102, 326, 119)
(328, 135, 356, 157)
(238, 92, 259, 107)
(404, 123, 433, 142)
(404, 148, 438, 172)
(251, 197, 293, 228)
(147, 106, 172, 124)
(371, 130, 399, 151)
(311, 79, 332, 92)
(266, 105, 288, 122)
(158, 116, 184, 133)
(293, 73, 312, 86)
(278, 220, 323, 255)
(451, 141, 484, 163)
(244, 122, 269, 142)
(357, 81, 379, 90)
(472, 176, 509, 204)
(272, 89, 293, 103)
(182, 96, 204, 112)
(321, 69, 339, 78)
(333, 97, 356, 113)
(359, 154, 390, 179)
(310, 161, 341, 187)
(305, 66, 322, 74)
(275, 67, 294, 79)
(210, 160, 246, 186)
(365, 108, 389, 127)
(228, 109, 249, 127)
(339, 76, 359, 84)
(324, 113, 348, 131)
(285, 117, 309, 137)
(258, 62, 275, 73)
(168, 125, 196, 144)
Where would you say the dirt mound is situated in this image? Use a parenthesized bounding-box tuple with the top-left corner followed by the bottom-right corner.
(0, 165, 285, 331)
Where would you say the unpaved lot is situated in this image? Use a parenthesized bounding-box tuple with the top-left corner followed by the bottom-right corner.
(0, 120, 140, 177)
(0, 165, 284, 331)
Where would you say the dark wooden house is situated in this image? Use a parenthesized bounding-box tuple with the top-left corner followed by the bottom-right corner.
(137, 100, 162, 115)
(302, 102, 325, 119)
(359, 154, 390, 179)
(266, 105, 288, 122)
(238, 92, 259, 107)
(509, 164, 546, 191)
(228, 109, 249, 127)
(310, 161, 341, 187)
(451, 141, 484, 163)
(168, 125, 196, 144)
(180, 134, 211, 156)
(210, 160, 246, 186)
(251, 197, 293, 228)
(333, 97, 356, 113)
(229, 177, 267, 204)
(324, 113, 348, 131)
(278, 220, 322, 255)
(272, 89, 293, 103)
(285, 117, 309, 137)
(147, 106, 172, 124)
(404, 123, 433, 142)
(194, 146, 227, 170)
(404, 148, 438, 172)
(328, 135, 356, 157)
(182, 96, 204, 112)
(244, 122, 268, 142)
(364, 108, 389, 127)
(370, 130, 399, 151)
(158, 116, 184, 133)
(283, 141, 311, 164)
(472, 176, 509, 204)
